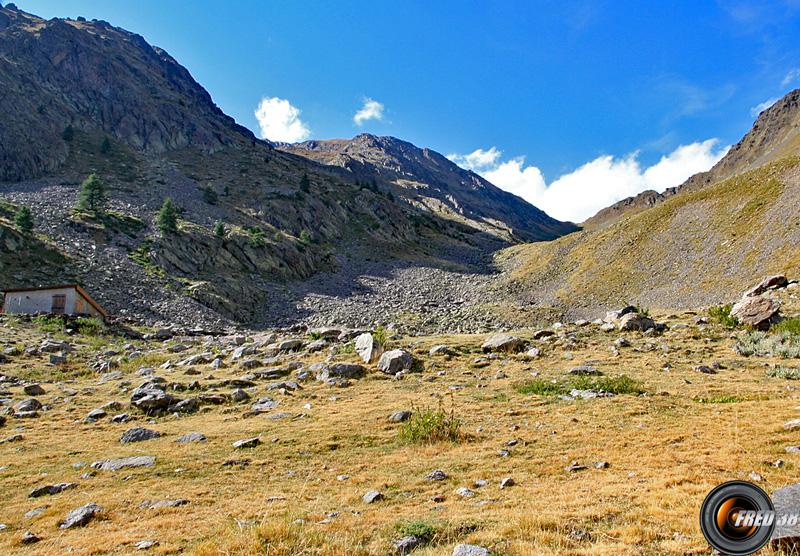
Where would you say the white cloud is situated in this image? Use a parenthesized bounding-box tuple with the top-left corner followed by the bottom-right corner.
(750, 97, 780, 117)
(254, 97, 311, 143)
(782, 68, 800, 87)
(448, 140, 729, 223)
(353, 98, 385, 126)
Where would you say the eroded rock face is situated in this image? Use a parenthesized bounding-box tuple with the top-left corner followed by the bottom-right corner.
(731, 295, 780, 330)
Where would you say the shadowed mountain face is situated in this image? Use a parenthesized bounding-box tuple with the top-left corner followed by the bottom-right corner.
(502, 88, 800, 319)
(583, 89, 800, 230)
(283, 134, 577, 243)
(0, 4, 574, 327)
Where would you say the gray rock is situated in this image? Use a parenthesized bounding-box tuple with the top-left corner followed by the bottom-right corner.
(452, 544, 489, 556)
(784, 419, 800, 431)
(120, 427, 161, 444)
(455, 487, 476, 497)
(29, 482, 76, 498)
(425, 469, 448, 481)
(317, 363, 366, 381)
(604, 306, 637, 323)
(22, 531, 40, 544)
(139, 499, 189, 509)
(568, 365, 602, 376)
(250, 397, 279, 413)
(111, 413, 130, 423)
(176, 432, 206, 443)
(231, 388, 250, 402)
(355, 333, 384, 363)
(481, 333, 524, 353)
(377, 349, 414, 375)
(389, 410, 412, 422)
(60, 502, 101, 528)
(13, 398, 42, 413)
(746, 275, 789, 297)
(772, 482, 800, 540)
(232, 437, 261, 449)
(362, 490, 383, 503)
(278, 339, 303, 351)
(170, 398, 199, 413)
(617, 313, 655, 332)
(91, 456, 155, 471)
(393, 536, 422, 555)
(23, 384, 45, 396)
(136, 540, 159, 550)
(500, 477, 515, 488)
(429, 344, 452, 356)
(731, 295, 781, 330)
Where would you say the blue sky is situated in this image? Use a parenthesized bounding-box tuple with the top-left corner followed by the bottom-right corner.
(17, 0, 800, 221)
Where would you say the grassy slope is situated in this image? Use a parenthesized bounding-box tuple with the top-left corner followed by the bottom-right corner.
(500, 156, 800, 315)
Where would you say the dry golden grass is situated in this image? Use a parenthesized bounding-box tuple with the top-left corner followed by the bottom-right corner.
(2, 294, 800, 555)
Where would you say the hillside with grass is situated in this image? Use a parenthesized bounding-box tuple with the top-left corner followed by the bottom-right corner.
(498, 89, 800, 320)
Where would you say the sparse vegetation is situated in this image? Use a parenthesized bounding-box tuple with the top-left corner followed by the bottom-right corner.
(708, 304, 739, 328)
(299, 173, 310, 193)
(213, 220, 226, 238)
(766, 365, 800, 380)
(244, 225, 266, 247)
(736, 330, 800, 358)
(201, 185, 218, 205)
(372, 324, 388, 346)
(398, 403, 463, 444)
(299, 229, 313, 245)
(694, 395, 745, 404)
(515, 378, 565, 396)
(75, 173, 107, 216)
(774, 317, 800, 335)
(157, 197, 179, 234)
(13, 205, 33, 234)
(516, 375, 644, 396)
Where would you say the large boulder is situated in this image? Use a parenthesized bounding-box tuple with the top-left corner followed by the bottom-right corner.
(60, 502, 102, 529)
(377, 349, 414, 375)
(316, 363, 366, 381)
(481, 333, 524, 353)
(130, 383, 180, 413)
(745, 275, 789, 297)
(617, 313, 655, 332)
(731, 295, 780, 330)
(604, 306, 637, 323)
(355, 333, 383, 364)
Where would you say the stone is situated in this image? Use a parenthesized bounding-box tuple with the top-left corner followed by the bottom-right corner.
(500, 477, 515, 488)
(772, 483, 800, 541)
(452, 544, 489, 556)
(617, 313, 655, 332)
(13, 398, 42, 413)
(91, 456, 155, 471)
(308, 327, 341, 339)
(614, 337, 631, 348)
(568, 365, 602, 376)
(60, 502, 101, 528)
(455, 487, 475, 497)
(306, 339, 328, 352)
(784, 419, 800, 431)
(139, 499, 189, 509)
(362, 490, 383, 503)
(694, 365, 717, 374)
(278, 339, 303, 352)
(130, 384, 180, 413)
(171, 398, 199, 413)
(23, 384, 45, 396)
(425, 469, 448, 481)
(377, 349, 414, 375)
(523, 347, 541, 359)
(136, 540, 159, 550)
(232, 437, 261, 449)
(22, 531, 41, 544)
(355, 333, 383, 363)
(482, 333, 524, 353)
(731, 295, 780, 330)
(604, 306, 637, 323)
(389, 410, 412, 422)
(111, 413, 130, 423)
(317, 363, 366, 381)
(393, 535, 422, 555)
(429, 344, 452, 356)
(120, 427, 161, 444)
(29, 482, 76, 498)
(745, 275, 789, 297)
(231, 388, 250, 402)
(532, 329, 556, 340)
(49, 353, 67, 365)
(565, 461, 587, 472)
(250, 397, 279, 413)
(176, 432, 206, 443)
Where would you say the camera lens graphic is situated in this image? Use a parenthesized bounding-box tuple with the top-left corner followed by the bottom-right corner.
(700, 481, 775, 556)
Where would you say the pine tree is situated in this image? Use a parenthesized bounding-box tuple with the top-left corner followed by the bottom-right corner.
(300, 173, 311, 193)
(14, 206, 34, 234)
(157, 198, 178, 234)
(61, 125, 74, 142)
(213, 220, 226, 238)
(100, 136, 111, 154)
(75, 173, 107, 216)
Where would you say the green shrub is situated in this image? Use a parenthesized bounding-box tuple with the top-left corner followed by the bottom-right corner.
(75, 316, 105, 336)
(694, 395, 745, 404)
(773, 317, 800, 335)
(32, 315, 65, 334)
(14, 205, 34, 234)
(299, 229, 312, 245)
(398, 404, 462, 444)
(244, 226, 266, 247)
(201, 186, 218, 205)
(395, 520, 439, 542)
(62, 125, 74, 141)
(766, 366, 800, 380)
(157, 198, 178, 234)
(75, 173, 107, 216)
(515, 379, 565, 396)
(708, 304, 739, 328)
(372, 325, 388, 346)
(585, 375, 644, 395)
(213, 220, 226, 238)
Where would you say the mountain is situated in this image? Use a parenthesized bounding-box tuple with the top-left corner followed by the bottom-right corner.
(500, 88, 800, 319)
(0, 4, 573, 327)
(583, 89, 800, 230)
(282, 134, 576, 243)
